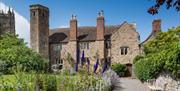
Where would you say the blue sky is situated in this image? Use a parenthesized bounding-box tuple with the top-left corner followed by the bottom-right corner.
(1, 0, 180, 42)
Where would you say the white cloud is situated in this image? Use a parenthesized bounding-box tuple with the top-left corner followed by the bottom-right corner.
(0, 2, 30, 46)
(59, 25, 69, 28)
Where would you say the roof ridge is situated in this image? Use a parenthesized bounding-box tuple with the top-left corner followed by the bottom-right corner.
(51, 24, 122, 30)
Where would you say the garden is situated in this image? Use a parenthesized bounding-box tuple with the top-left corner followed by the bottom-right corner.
(0, 33, 118, 91)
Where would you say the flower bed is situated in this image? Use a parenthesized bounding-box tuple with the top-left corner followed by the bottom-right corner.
(0, 71, 111, 91)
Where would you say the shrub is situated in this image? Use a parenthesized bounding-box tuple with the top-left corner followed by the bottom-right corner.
(0, 33, 48, 74)
(133, 55, 144, 64)
(44, 75, 57, 91)
(134, 50, 168, 81)
(134, 27, 180, 81)
(111, 64, 128, 77)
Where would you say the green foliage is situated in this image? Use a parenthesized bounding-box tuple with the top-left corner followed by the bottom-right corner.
(66, 52, 74, 67)
(133, 55, 144, 64)
(0, 33, 48, 74)
(135, 27, 180, 81)
(135, 52, 165, 81)
(0, 73, 110, 91)
(111, 64, 128, 77)
(164, 48, 180, 76)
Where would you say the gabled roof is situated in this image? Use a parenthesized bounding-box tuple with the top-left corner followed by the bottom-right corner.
(141, 30, 160, 45)
(49, 25, 120, 43)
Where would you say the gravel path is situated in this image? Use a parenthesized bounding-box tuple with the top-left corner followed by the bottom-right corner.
(113, 78, 148, 91)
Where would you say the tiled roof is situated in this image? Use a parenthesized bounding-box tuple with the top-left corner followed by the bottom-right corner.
(49, 25, 121, 43)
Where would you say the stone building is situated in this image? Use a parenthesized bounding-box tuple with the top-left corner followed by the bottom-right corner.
(0, 8, 15, 35)
(30, 4, 161, 76)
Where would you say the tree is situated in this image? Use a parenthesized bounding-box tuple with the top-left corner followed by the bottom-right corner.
(148, 0, 180, 15)
(0, 33, 48, 74)
(134, 27, 180, 81)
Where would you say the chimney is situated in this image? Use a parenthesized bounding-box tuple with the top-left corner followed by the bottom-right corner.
(152, 19, 161, 33)
(70, 14, 77, 41)
(96, 10, 105, 40)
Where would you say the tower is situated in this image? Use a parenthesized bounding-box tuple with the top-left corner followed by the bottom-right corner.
(30, 4, 49, 59)
(0, 7, 15, 35)
(8, 8, 15, 34)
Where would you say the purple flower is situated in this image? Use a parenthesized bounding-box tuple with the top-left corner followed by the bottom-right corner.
(102, 58, 108, 74)
(74, 63, 78, 72)
(87, 58, 90, 73)
(77, 48, 80, 64)
(81, 50, 85, 68)
(75, 49, 80, 72)
(94, 59, 99, 73)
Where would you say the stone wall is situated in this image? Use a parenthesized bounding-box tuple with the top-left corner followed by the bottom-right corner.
(53, 40, 105, 70)
(60, 41, 77, 63)
(61, 41, 104, 65)
(154, 73, 180, 91)
(111, 23, 140, 64)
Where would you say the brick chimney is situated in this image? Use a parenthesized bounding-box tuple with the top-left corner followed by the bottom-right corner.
(152, 19, 161, 33)
(96, 10, 105, 40)
(70, 15, 77, 41)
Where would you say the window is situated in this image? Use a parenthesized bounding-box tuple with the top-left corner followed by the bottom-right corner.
(105, 40, 111, 49)
(87, 42, 89, 49)
(79, 42, 89, 49)
(42, 13, 45, 17)
(84, 43, 87, 49)
(121, 47, 124, 55)
(53, 44, 62, 56)
(54, 44, 61, 51)
(125, 47, 128, 55)
(120, 47, 129, 55)
(32, 11, 36, 16)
